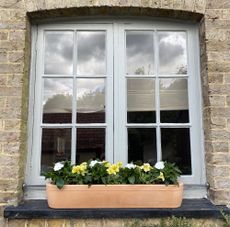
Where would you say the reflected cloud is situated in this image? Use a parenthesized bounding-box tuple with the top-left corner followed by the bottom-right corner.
(159, 32, 187, 74)
(77, 32, 106, 75)
(45, 32, 74, 74)
(126, 32, 154, 75)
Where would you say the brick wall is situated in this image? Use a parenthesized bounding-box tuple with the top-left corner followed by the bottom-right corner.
(0, 0, 230, 225)
(204, 0, 230, 205)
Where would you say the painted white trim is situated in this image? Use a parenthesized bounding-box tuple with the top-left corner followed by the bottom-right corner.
(26, 20, 205, 198)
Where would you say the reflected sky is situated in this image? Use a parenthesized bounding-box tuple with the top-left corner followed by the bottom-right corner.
(44, 32, 73, 75)
(77, 32, 106, 75)
(159, 32, 187, 74)
(126, 31, 154, 75)
(44, 30, 187, 76)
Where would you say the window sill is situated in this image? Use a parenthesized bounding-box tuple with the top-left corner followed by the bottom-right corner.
(4, 199, 230, 219)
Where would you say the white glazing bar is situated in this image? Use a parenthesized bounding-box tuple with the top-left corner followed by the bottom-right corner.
(71, 30, 77, 164)
(158, 74, 188, 78)
(75, 75, 107, 78)
(41, 124, 73, 128)
(159, 123, 192, 128)
(106, 26, 114, 163)
(76, 123, 107, 128)
(42, 74, 74, 78)
(155, 30, 162, 162)
(41, 123, 107, 128)
(41, 123, 191, 128)
(126, 123, 157, 128)
(125, 75, 156, 78)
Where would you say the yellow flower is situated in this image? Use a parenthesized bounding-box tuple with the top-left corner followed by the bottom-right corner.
(117, 161, 123, 168)
(140, 163, 152, 172)
(72, 165, 81, 174)
(72, 162, 87, 175)
(107, 164, 120, 175)
(157, 172, 165, 182)
(103, 161, 111, 168)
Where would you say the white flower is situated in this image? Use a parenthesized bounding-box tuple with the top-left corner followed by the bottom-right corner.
(125, 163, 136, 169)
(53, 162, 64, 171)
(154, 161, 165, 170)
(89, 160, 101, 168)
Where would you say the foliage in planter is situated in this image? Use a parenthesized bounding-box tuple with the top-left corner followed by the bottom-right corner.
(43, 160, 181, 189)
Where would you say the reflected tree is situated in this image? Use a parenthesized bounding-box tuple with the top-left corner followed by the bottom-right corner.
(44, 94, 72, 112)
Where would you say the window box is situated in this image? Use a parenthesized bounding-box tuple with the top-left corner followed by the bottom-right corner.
(46, 182, 183, 209)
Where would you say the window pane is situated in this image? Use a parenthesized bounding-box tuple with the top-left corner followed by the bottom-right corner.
(44, 31, 73, 75)
(76, 128, 105, 163)
(127, 78, 155, 123)
(77, 31, 106, 75)
(76, 79, 105, 123)
(159, 32, 187, 75)
(160, 78, 189, 123)
(43, 78, 72, 123)
(126, 31, 154, 75)
(41, 128, 71, 173)
(161, 128, 191, 174)
(128, 128, 156, 165)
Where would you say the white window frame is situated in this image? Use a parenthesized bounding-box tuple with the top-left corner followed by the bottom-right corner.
(25, 19, 206, 199)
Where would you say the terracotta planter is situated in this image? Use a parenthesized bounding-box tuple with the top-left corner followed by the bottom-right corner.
(46, 183, 183, 208)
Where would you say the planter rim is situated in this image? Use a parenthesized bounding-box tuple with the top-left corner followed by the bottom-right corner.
(46, 182, 183, 191)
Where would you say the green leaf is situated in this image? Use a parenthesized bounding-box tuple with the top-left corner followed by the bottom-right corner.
(128, 176, 135, 184)
(56, 178, 65, 189)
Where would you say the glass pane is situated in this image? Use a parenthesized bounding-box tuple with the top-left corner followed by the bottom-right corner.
(126, 31, 154, 75)
(159, 32, 187, 75)
(44, 31, 73, 75)
(43, 78, 72, 123)
(161, 128, 191, 174)
(127, 79, 155, 123)
(77, 31, 106, 75)
(76, 128, 105, 163)
(76, 79, 105, 123)
(160, 78, 189, 123)
(41, 128, 71, 173)
(128, 128, 156, 165)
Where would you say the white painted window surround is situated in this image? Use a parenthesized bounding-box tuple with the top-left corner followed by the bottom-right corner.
(25, 19, 206, 199)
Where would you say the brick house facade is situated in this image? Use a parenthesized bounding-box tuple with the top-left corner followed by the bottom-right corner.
(0, 0, 230, 226)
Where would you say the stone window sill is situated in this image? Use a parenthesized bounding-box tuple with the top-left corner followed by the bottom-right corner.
(4, 199, 230, 219)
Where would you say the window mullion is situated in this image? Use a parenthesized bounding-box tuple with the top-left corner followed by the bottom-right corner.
(154, 30, 162, 162)
(71, 30, 77, 165)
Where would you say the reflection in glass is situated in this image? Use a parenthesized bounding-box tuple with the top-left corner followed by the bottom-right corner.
(159, 32, 187, 74)
(44, 32, 73, 75)
(41, 128, 71, 173)
(43, 78, 72, 123)
(160, 78, 189, 123)
(76, 128, 105, 163)
(161, 128, 191, 174)
(126, 31, 154, 75)
(128, 128, 156, 165)
(76, 79, 105, 123)
(77, 31, 106, 75)
(127, 79, 155, 123)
